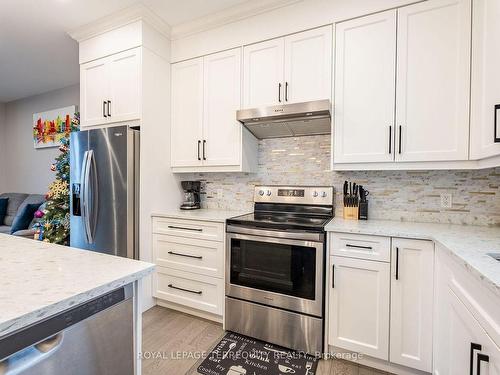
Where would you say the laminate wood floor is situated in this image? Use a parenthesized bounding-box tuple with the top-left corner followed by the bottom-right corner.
(142, 306, 390, 375)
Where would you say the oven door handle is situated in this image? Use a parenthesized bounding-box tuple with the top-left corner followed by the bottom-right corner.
(226, 225, 324, 243)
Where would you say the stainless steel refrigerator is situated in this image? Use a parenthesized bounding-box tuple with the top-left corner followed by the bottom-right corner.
(70, 125, 139, 259)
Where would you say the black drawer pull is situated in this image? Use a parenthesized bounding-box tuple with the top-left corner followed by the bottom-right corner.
(345, 244, 373, 250)
(167, 225, 203, 232)
(168, 284, 202, 295)
(168, 251, 203, 260)
(470, 343, 482, 375)
(477, 353, 489, 375)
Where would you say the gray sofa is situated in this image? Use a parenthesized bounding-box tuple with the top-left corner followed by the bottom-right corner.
(0, 193, 45, 239)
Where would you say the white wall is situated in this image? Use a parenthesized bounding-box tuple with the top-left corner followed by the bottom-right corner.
(171, 0, 418, 62)
(2, 85, 79, 194)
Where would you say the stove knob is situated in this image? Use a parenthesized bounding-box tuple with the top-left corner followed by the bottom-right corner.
(313, 191, 319, 197)
(258, 190, 265, 196)
(321, 191, 327, 198)
(266, 190, 272, 196)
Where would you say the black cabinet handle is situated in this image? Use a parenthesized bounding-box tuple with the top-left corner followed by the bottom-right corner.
(167, 225, 203, 232)
(477, 353, 489, 375)
(470, 343, 482, 375)
(398, 125, 402, 154)
(285, 82, 289, 102)
(332, 264, 335, 288)
(107, 100, 111, 117)
(168, 251, 203, 260)
(202, 140, 207, 160)
(103, 101, 107, 118)
(278, 83, 282, 102)
(197, 140, 201, 161)
(168, 284, 202, 295)
(346, 244, 373, 250)
(389, 126, 392, 154)
(395, 247, 399, 280)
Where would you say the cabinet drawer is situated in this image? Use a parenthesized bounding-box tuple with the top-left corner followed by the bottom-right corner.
(153, 234, 223, 278)
(330, 233, 391, 262)
(154, 267, 223, 315)
(152, 217, 224, 242)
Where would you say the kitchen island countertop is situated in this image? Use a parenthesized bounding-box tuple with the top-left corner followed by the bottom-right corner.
(0, 234, 154, 338)
(326, 218, 500, 299)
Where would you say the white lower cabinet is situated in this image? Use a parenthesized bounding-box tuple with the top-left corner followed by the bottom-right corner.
(434, 248, 500, 375)
(328, 255, 390, 360)
(390, 238, 434, 372)
(152, 216, 225, 321)
(328, 233, 434, 373)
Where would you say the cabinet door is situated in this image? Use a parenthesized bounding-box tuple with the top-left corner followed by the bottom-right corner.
(469, 0, 500, 160)
(284, 26, 332, 103)
(390, 238, 434, 372)
(203, 48, 242, 167)
(80, 58, 108, 127)
(328, 256, 390, 360)
(108, 47, 141, 123)
(333, 10, 397, 164)
(243, 38, 284, 108)
(395, 0, 471, 162)
(436, 286, 500, 375)
(171, 58, 204, 167)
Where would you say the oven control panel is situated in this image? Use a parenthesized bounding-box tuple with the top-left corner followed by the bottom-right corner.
(254, 186, 334, 205)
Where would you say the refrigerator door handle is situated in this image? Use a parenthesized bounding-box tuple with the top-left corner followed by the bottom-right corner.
(80, 151, 91, 243)
(86, 150, 98, 244)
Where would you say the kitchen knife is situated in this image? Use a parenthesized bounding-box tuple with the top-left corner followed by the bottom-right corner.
(343, 181, 348, 206)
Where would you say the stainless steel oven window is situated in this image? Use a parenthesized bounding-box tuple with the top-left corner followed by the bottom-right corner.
(226, 232, 324, 317)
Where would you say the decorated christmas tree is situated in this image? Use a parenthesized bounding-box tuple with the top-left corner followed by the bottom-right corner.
(34, 113, 80, 245)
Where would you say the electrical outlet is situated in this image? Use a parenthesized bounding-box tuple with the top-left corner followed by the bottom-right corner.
(217, 189, 223, 199)
(440, 193, 452, 209)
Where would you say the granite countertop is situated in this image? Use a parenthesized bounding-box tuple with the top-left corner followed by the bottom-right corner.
(326, 218, 500, 298)
(0, 234, 154, 338)
(152, 208, 251, 222)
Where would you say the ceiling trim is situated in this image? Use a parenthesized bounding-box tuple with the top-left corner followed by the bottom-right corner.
(170, 0, 303, 40)
(68, 3, 171, 42)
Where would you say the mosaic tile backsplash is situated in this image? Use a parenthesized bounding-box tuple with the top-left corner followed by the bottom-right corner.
(184, 135, 500, 226)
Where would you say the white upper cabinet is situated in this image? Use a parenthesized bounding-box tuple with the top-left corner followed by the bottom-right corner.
(243, 38, 284, 108)
(333, 0, 474, 169)
(171, 57, 204, 168)
(243, 26, 332, 108)
(469, 0, 500, 160)
(334, 10, 397, 164)
(80, 59, 108, 127)
(80, 47, 142, 127)
(284, 26, 332, 104)
(395, 0, 471, 162)
(108, 49, 142, 124)
(203, 49, 242, 167)
(390, 239, 434, 372)
(171, 48, 257, 173)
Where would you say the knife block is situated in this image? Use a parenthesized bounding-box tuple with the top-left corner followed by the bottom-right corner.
(343, 205, 359, 220)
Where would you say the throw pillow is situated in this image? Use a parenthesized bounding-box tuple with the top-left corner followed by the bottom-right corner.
(10, 203, 40, 234)
(0, 198, 8, 225)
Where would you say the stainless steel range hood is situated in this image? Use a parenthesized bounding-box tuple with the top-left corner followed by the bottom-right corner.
(236, 99, 331, 139)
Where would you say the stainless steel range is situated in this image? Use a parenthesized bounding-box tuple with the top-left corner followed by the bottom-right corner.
(225, 185, 334, 354)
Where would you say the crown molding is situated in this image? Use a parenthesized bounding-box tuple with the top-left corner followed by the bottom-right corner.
(68, 3, 171, 42)
(170, 0, 303, 40)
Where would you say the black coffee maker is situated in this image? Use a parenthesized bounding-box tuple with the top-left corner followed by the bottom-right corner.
(180, 181, 201, 210)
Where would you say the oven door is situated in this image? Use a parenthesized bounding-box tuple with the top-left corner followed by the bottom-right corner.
(226, 231, 324, 317)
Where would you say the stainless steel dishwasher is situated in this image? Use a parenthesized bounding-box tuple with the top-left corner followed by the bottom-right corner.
(0, 284, 134, 375)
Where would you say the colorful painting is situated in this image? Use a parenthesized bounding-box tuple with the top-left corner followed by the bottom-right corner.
(33, 106, 77, 149)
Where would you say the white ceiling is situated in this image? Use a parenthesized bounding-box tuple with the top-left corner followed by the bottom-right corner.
(0, 0, 250, 103)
